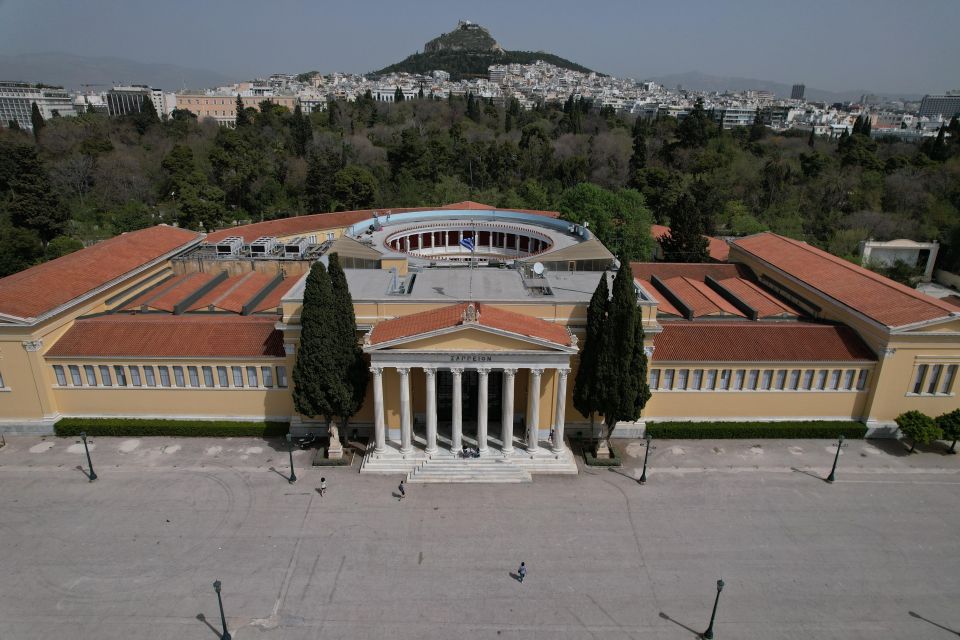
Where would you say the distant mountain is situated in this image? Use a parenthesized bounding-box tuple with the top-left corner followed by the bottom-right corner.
(0, 52, 237, 91)
(648, 71, 923, 103)
(373, 21, 595, 80)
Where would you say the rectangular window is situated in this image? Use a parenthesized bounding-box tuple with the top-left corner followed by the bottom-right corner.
(232, 366, 244, 387)
(662, 369, 674, 390)
(69, 365, 82, 386)
(940, 364, 957, 394)
(912, 364, 928, 394)
(0, 369, 4, 388)
(173, 366, 186, 387)
(733, 369, 746, 390)
(99, 365, 113, 387)
(649, 369, 660, 390)
(159, 366, 171, 387)
(775, 370, 787, 390)
(746, 369, 759, 390)
(217, 366, 229, 387)
(691, 369, 703, 390)
(926, 364, 943, 395)
(188, 366, 200, 388)
(85, 365, 97, 386)
(761, 370, 773, 390)
(828, 369, 841, 390)
(202, 366, 215, 387)
(246, 366, 258, 387)
(856, 369, 869, 391)
(676, 369, 689, 390)
(802, 369, 814, 390)
(53, 365, 67, 386)
(843, 370, 855, 391)
(705, 369, 717, 390)
(719, 369, 731, 390)
(277, 366, 288, 388)
(815, 370, 828, 390)
(114, 366, 127, 387)
(130, 366, 142, 387)
(144, 366, 156, 387)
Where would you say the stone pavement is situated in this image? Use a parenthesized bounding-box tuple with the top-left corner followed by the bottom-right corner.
(1, 435, 958, 639)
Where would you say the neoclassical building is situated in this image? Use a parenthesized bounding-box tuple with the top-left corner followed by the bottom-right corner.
(1, 202, 958, 478)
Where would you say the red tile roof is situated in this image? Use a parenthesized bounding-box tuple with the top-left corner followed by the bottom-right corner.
(663, 276, 745, 317)
(943, 294, 960, 309)
(0, 225, 200, 321)
(206, 203, 560, 244)
(369, 302, 572, 346)
(649, 227, 730, 261)
(717, 277, 801, 318)
(732, 233, 957, 328)
(47, 315, 284, 358)
(652, 321, 877, 362)
(631, 262, 746, 281)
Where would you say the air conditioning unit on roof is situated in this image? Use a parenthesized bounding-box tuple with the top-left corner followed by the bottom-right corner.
(214, 236, 244, 256)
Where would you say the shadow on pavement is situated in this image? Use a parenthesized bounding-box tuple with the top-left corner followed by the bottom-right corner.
(659, 611, 703, 638)
(607, 467, 638, 483)
(791, 467, 826, 482)
(195, 613, 222, 638)
(864, 438, 911, 457)
(267, 466, 294, 482)
(909, 610, 960, 636)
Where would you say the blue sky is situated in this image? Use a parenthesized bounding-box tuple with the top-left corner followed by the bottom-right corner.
(0, 0, 956, 93)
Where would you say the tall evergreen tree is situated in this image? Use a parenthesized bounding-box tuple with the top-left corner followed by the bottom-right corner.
(291, 104, 312, 157)
(394, 86, 404, 103)
(749, 109, 766, 141)
(852, 115, 863, 136)
(573, 272, 609, 434)
(596, 259, 648, 456)
(629, 118, 647, 174)
(628, 301, 652, 419)
(327, 252, 369, 426)
(676, 97, 711, 148)
(807, 127, 815, 148)
(30, 102, 44, 141)
(7, 144, 66, 243)
(292, 261, 337, 422)
(661, 192, 709, 262)
(234, 94, 249, 127)
(862, 116, 871, 137)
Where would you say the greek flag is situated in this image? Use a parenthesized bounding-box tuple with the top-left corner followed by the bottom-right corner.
(459, 237, 475, 251)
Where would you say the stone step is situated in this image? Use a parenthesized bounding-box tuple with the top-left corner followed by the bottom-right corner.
(408, 458, 532, 484)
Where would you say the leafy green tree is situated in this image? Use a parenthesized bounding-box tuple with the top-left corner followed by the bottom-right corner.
(30, 102, 44, 141)
(661, 192, 709, 262)
(596, 259, 648, 456)
(234, 95, 249, 126)
(749, 109, 766, 142)
(394, 86, 404, 103)
(290, 104, 313, 157)
(6, 144, 66, 243)
(573, 272, 608, 434)
(629, 118, 647, 173)
(676, 97, 712, 148)
(556, 183, 654, 260)
(935, 409, 960, 454)
(895, 410, 941, 453)
(0, 225, 43, 277)
(808, 127, 815, 148)
(8, 120, 20, 130)
(332, 165, 378, 210)
(133, 95, 159, 134)
(44, 235, 84, 259)
(305, 150, 343, 212)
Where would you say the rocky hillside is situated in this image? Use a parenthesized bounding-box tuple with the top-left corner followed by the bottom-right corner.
(424, 21, 504, 53)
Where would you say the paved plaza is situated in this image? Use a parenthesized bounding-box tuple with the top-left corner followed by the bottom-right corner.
(1, 435, 959, 639)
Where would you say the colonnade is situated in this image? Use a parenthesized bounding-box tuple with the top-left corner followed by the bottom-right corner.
(370, 364, 569, 457)
(388, 227, 550, 256)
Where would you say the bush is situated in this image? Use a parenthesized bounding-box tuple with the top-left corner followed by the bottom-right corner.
(895, 411, 941, 453)
(645, 421, 867, 439)
(935, 409, 960, 454)
(582, 443, 622, 466)
(54, 418, 289, 437)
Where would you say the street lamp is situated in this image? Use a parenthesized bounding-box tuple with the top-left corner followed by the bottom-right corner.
(286, 433, 297, 484)
(80, 432, 96, 481)
(639, 433, 655, 484)
(702, 579, 724, 639)
(826, 434, 846, 483)
(212, 580, 231, 640)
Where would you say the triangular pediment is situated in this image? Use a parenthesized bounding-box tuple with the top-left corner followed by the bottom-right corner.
(366, 324, 574, 353)
(896, 317, 960, 334)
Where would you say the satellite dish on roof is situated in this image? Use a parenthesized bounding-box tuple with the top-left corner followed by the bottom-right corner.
(533, 262, 544, 275)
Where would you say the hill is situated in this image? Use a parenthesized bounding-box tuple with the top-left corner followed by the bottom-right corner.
(0, 52, 236, 91)
(373, 21, 595, 80)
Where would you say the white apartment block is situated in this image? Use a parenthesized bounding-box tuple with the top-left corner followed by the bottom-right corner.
(0, 81, 78, 130)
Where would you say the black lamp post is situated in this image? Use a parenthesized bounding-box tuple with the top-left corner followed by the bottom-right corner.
(639, 433, 655, 484)
(286, 433, 297, 484)
(826, 434, 846, 483)
(702, 578, 724, 639)
(212, 580, 231, 640)
(80, 432, 96, 481)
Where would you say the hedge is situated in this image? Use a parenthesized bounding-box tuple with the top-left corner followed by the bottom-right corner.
(54, 418, 290, 437)
(645, 421, 867, 439)
(582, 443, 623, 467)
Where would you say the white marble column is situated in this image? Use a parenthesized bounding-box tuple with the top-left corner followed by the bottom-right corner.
(451, 367, 463, 451)
(371, 366, 385, 454)
(501, 368, 516, 456)
(424, 367, 438, 455)
(527, 368, 543, 452)
(398, 367, 412, 455)
(552, 368, 570, 453)
(477, 368, 489, 454)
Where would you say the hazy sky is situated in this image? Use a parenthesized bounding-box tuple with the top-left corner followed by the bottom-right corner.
(0, 0, 956, 94)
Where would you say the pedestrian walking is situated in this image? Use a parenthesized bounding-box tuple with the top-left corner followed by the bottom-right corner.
(319, 477, 327, 497)
(398, 479, 406, 501)
(517, 561, 526, 583)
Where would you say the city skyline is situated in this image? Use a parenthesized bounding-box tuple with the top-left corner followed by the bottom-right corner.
(0, 0, 957, 95)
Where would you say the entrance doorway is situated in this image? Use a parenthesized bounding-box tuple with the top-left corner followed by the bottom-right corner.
(437, 370, 503, 431)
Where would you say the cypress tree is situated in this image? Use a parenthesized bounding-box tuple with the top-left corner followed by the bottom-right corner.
(807, 127, 815, 148)
(8, 120, 20, 130)
(852, 115, 863, 136)
(326, 253, 369, 428)
(394, 86, 404, 102)
(661, 192, 709, 262)
(292, 261, 337, 421)
(235, 95, 249, 127)
(862, 116, 872, 137)
(629, 119, 647, 173)
(573, 272, 609, 435)
(30, 102, 44, 141)
(749, 109, 766, 141)
(291, 104, 312, 157)
(629, 307, 652, 418)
